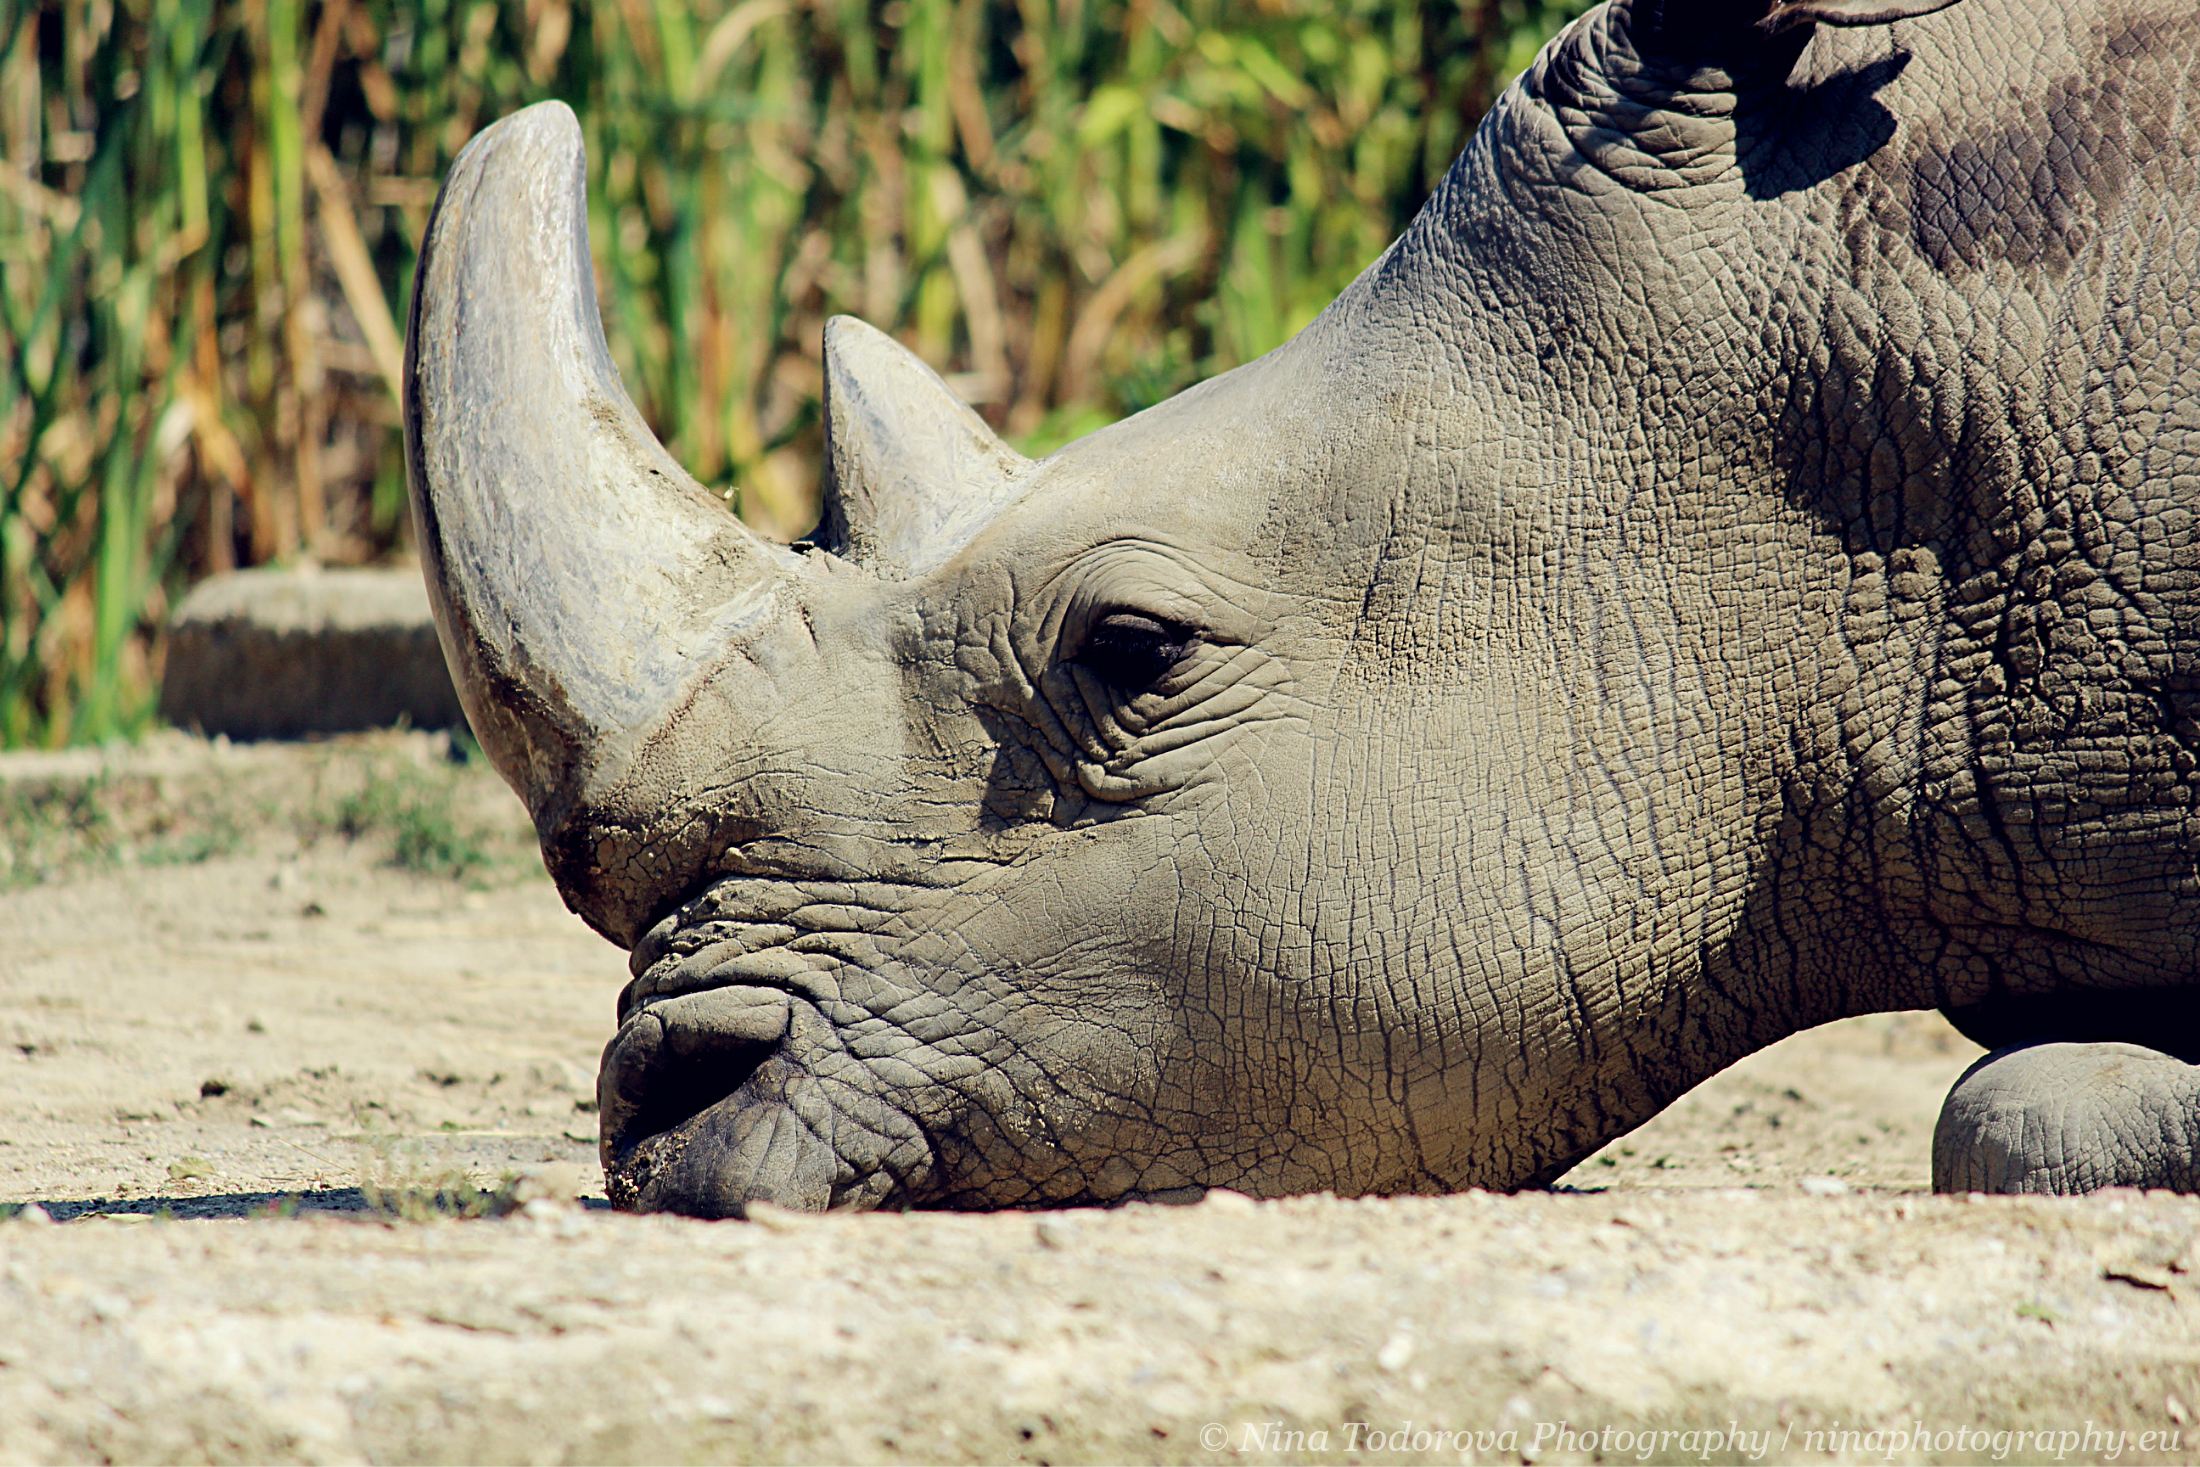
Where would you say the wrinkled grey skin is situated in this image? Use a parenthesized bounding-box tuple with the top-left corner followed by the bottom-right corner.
(1934, 1044, 2200, 1193)
(405, 0, 2200, 1216)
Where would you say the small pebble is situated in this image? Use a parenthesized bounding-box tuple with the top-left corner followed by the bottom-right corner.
(1376, 1330, 1416, 1372)
(742, 1201, 809, 1232)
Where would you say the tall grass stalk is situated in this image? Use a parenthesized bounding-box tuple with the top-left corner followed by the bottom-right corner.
(0, 0, 1591, 747)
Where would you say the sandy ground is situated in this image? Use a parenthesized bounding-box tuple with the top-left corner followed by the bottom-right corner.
(2, 733, 2197, 1464)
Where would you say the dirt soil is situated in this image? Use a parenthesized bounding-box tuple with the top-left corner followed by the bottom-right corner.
(3, 732, 2197, 1464)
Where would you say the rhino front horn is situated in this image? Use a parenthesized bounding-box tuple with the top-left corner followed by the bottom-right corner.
(404, 101, 796, 839)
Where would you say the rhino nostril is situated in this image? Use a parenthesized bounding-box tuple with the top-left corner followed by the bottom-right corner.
(619, 1038, 777, 1150)
(599, 986, 797, 1168)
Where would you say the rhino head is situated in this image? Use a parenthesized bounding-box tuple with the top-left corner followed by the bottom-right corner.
(409, 0, 2200, 1213)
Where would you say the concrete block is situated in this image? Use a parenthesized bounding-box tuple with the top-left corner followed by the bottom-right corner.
(159, 566, 465, 739)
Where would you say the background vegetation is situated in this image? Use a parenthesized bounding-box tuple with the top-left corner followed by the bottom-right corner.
(0, 0, 1591, 747)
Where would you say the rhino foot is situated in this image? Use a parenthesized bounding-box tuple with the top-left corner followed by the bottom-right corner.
(1932, 1042, 2200, 1195)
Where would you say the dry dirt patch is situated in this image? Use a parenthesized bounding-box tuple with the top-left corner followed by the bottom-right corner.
(2, 731, 600, 1215)
(2, 733, 2196, 1464)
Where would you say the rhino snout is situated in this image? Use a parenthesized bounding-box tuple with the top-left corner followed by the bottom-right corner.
(599, 981, 932, 1217)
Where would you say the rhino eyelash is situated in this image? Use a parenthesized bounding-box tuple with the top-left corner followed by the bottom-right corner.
(1075, 611, 1197, 690)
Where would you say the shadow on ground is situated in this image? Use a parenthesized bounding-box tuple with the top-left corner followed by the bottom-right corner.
(10, 1189, 619, 1221)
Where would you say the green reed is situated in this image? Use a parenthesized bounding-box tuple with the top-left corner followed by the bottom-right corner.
(0, 0, 1591, 747)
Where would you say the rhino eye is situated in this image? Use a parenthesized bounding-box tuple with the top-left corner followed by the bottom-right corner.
(1077, 611, 1194, 690)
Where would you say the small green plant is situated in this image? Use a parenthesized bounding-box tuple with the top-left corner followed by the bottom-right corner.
(329, 765, 491, 881)
(1, 770, 255, 886)
(361, 1170, 516, 1221)
(138, 805, 242, 866)
(358, 1135, 519, 1221)
(0, 777, 118, 887)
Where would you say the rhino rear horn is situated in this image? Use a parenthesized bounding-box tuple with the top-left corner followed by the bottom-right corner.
(404, 101, 796, 835)
(818, 316, 1030, 577)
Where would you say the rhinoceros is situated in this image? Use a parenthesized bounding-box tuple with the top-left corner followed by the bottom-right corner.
(405, 0, 2200, 1215)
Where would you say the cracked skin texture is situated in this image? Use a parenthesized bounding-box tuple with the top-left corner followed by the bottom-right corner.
(405, 0, 2200, 1216)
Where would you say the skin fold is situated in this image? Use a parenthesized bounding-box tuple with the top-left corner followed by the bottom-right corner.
(405, 0, 2200, 1215)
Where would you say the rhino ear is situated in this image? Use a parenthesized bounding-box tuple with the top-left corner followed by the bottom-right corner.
(1628, 0, 1964, 48)
(1757, 0, 1965, 33)
(818, 316, 1030, 578)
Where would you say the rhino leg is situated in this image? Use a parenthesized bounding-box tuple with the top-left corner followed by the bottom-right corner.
(1932, 1043, 2200, 1194)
